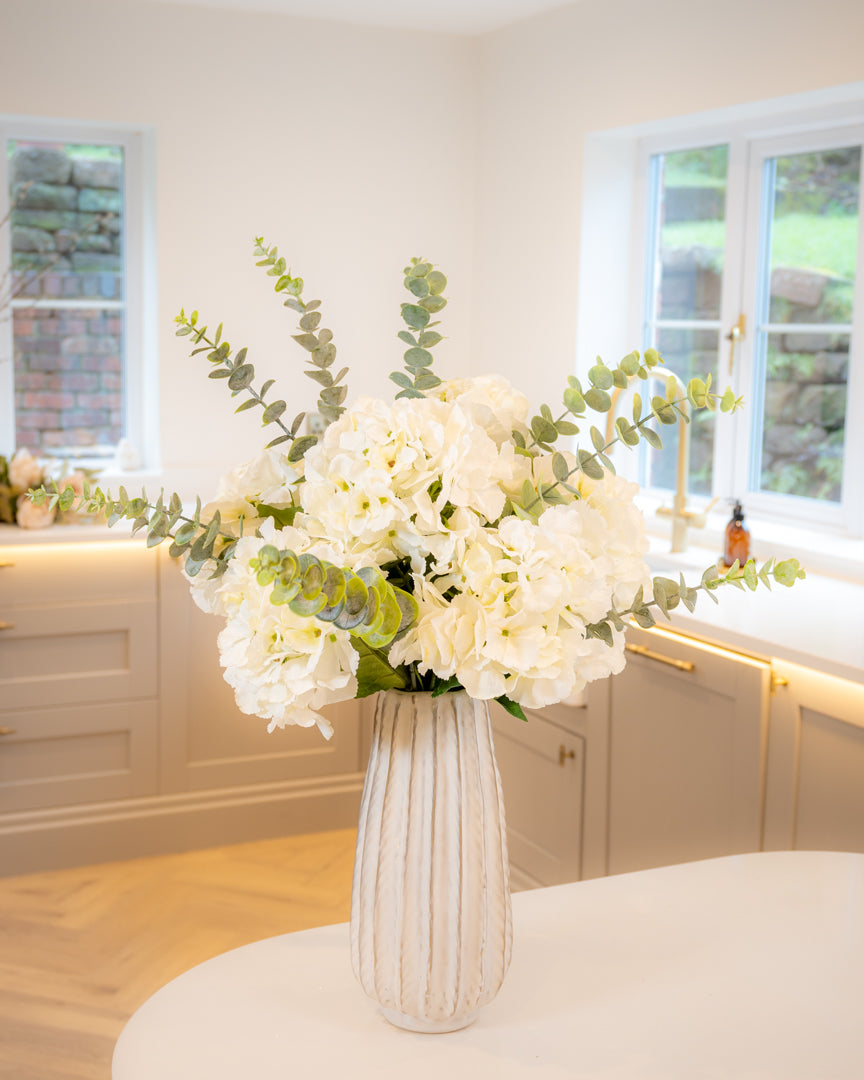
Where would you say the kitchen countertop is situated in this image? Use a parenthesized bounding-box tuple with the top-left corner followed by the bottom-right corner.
(112, 851, 864, 1080)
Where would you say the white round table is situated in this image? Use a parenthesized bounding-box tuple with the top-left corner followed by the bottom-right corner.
(113, 851, 864, 1079)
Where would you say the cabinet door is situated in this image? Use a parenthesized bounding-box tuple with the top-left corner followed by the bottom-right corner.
(0, 699, 158, 812)
(159, 552, 361, 792)
(491, 703, 584, 889)
(763, 660, 864, 853)
(607, 626, 771, 875)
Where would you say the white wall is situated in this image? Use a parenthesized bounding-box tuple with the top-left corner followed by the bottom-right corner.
(0, 0, 478, 497)
(4, 0, 864, 494)
(473, 0, 864, 409)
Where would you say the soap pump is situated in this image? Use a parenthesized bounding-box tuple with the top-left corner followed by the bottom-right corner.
(723, 500, 750, 569)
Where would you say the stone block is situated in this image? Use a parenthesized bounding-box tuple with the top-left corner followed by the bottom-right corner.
(78, 211, 122, 234)
(770, 267, 827, 307)
(13, 209, 80, 232)
(72, 158, 122, 190)
(57, 231, 114, 254)
(11, 226, 55, 253)
(11, 147, 71, 185)
(12, 182, 79, 211)
(77, 187, 122, 214)
(70, 252, 122, 272)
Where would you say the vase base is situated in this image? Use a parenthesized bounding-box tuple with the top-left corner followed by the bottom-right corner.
(380, 1007, 478, 1034)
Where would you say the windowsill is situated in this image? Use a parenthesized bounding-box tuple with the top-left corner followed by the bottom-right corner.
(639, 493, 864, 584)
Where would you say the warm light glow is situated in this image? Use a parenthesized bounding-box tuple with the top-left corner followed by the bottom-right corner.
(635, 620, 770, 670)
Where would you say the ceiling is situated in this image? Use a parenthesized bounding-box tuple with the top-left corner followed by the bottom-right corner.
(146, 0, 575, 35)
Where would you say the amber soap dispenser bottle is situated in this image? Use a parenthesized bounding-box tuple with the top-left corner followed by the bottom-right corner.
(723, 501, 750, 568)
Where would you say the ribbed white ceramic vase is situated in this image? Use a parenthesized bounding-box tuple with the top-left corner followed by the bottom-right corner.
(350, 689, 513, 1033)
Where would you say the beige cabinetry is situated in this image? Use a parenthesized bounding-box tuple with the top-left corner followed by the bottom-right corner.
(603, 626, 772, 875)
(764, 659, 864, 853)
(0, 541, 159, 816)
(0, 537, 366, 876)
(492, 702, 585, 890)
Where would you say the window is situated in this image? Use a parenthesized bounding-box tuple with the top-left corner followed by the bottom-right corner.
(0, 119, 152, 470)
(637, 117, 864, 536)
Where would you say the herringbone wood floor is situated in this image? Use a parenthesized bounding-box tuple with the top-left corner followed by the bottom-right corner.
(0, 828, 357, 1080)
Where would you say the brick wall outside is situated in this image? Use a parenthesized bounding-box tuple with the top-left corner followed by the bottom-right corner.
(9, 141, 124, 452)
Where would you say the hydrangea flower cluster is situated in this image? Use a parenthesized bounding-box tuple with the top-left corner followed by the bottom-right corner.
(34, 244, 802, 741)
(189, 376, 650, 736)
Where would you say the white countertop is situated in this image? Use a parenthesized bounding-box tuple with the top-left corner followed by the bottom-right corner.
(112, 851, 864, 1079)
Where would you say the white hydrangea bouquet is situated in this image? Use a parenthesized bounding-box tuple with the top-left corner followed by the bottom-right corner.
(33, 240, 804, 739)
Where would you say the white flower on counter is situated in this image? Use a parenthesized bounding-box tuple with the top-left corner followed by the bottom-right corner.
(16, 496, 56, 529)
(9, 448, 44, 490)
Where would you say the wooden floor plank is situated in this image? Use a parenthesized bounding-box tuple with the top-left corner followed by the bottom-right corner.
(0, 828, 357, 1080)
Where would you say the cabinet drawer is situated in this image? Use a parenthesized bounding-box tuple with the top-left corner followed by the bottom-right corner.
(491, 703, 584, 887)
(0, 540, 156, 607)
(0, 698, 158, 813)
(0, 600, 157, 709)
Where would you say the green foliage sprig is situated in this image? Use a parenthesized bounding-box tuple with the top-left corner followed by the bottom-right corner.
(250, 545, 418, 680)
(390, 258, 448, 399)
(29, 482, 239, 578)
(174, 309, 312, 460)
(510, 350, 743, 521)
(583, 557, 806, 645)
(253, 237, 349, 426)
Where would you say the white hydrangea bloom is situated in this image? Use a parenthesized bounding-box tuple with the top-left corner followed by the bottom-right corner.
(186, 523, 358, 738)
(389, 470, 649, 709)
(429, 375, 531, 447)
(202, 448, 301, 536)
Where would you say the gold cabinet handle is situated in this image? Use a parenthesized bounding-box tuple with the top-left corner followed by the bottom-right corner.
(0, 560, 14, 568)
(0, 727, 17, 736)
(625, 642, 695, 673)
(725, 314, 746, 375)
(558, 744, 576, 767)
(0, 622, 14, 631)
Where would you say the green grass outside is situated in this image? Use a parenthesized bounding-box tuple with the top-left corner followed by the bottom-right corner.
(661, 213, 859, 280)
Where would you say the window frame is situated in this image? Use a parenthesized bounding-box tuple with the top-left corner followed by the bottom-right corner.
(0, 116, 157, 472)
(631, 111, 864, 539)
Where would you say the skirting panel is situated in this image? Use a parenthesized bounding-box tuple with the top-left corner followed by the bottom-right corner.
(0, 773, 365, 877)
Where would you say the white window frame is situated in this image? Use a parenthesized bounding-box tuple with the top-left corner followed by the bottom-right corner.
(630, 107, 864, 539)
(0, 116, 158, 472)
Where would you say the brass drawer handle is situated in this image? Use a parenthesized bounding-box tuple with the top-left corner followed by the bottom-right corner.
(558, 744, 576, 767)
(626, 642, 695, 673)
(0, 560, 13, 568)
(0, 621, 14, 631)
(0, 727, 17, 736)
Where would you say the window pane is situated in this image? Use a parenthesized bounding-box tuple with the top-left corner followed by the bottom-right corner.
(8, 140, 123, 302)
(652, 145, 728, 321)
(767, 147, 860, 326)
(759, 331, 848, 503)
(13, 307, 125, 455)
(644, 327, 719, 496)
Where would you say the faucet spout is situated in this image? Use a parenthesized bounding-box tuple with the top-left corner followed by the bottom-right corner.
(604, 366, 707, 553)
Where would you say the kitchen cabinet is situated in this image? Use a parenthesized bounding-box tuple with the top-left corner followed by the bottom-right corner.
(0, 536, 366, 877)
(603, 625, 772, 875)
(0, 541, 159, 815)
(763, 658, 864, 853)
(491, 702, 585, 890)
